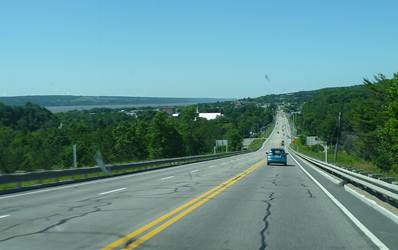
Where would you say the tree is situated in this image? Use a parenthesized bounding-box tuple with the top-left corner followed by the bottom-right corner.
(226, 128, 243, 151)
(0, 126, 17, 173)
(147, 112, 184, 159)
(112, 120, 148, 161)
(371, 74, 398, 171)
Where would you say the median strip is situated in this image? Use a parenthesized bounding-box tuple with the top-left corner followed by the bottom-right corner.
(101, 160, 264, 250)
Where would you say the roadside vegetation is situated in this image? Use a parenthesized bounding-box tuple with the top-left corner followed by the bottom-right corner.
(292, 141, 398, 182)
(0, 101, 275, 173)
(247, 121, 275, 151)
(291, 73, 398, 179)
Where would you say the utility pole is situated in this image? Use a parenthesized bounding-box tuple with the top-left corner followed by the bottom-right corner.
(334, 112, 341, 163)
(73, 144, 77, 168)
(324, 144, 328, 163)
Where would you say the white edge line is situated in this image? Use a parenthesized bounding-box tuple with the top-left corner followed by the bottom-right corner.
(99, 187, 127, 196)
(160, 176, 175, 181)
(291, 152, 343, 185)
(0, 214, 10, 219)
(208, 166, 216, 168)
(190, 170, 200, 173)
(290, 153, 389, 250)
(344, 185, 398, 225)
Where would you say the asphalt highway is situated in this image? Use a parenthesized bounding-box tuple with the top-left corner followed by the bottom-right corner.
(0, 112, 397, 250)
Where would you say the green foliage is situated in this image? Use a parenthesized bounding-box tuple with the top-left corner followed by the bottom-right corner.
(296, 73, 398, 174)
(147, 112, 184, 159)
(0, 102, 59, 131)
(113, 121, 147, 161)
(248, 138, 265, 151)
(226, 128, 243, 151)
(0, 100, 274, 173)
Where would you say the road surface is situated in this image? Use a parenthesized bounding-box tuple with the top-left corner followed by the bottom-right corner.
(0, 112, 397, 249)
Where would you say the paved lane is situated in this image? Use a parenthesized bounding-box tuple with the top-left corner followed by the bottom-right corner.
(0, 112, 396, 250)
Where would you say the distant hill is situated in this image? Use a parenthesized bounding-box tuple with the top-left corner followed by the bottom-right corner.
(0, 95, 229, 107)
(252, 85, 363, 109)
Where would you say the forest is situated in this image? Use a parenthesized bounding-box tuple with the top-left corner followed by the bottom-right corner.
(295, 73, 398, 173)
(0, 101, 275, 173)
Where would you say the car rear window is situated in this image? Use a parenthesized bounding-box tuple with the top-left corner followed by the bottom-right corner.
(271, 149, 284, 155)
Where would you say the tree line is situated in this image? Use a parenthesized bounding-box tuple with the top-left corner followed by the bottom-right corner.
(0, 101, 275, 173)
(295, 73, 398, 173)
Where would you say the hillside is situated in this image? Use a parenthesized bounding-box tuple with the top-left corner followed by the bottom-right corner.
(0, 95, 228, 107)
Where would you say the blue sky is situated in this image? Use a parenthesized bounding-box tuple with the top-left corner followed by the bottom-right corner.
(1, 0, 397, 98)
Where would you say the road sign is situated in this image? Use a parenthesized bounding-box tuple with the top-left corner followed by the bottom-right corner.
(215, 140, 228, 147)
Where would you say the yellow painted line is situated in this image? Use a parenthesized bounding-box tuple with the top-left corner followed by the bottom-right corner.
(102, 160, 264, 250)
(124, 164, 260, 250)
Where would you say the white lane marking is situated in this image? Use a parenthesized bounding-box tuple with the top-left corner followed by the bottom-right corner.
(0, 153, 256, 200)
(295, 156, 343, 185)
(344, 185, 398, 225)
(208, 165, 216, 169)
(190, 170, 200, 173)
(0, 214, 10, 219)
(160, 176, 175, 181)
(99, 188, 127, 196)
(290, 154, 389, 250)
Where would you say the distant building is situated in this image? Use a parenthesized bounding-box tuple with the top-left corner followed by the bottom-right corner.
(198, 112, 222, 120)
(195, 105, 222, 120)
(160, 107, 175, 115)
(119, 110, 138, 117)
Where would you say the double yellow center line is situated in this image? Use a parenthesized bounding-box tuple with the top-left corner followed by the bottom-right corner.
(102, 160, 264, 250)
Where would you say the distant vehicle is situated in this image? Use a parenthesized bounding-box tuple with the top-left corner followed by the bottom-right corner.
(266, 148, 288, 166)
(281, 140, 285, 146)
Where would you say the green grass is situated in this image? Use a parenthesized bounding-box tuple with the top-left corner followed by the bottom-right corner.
(292, 142, 398, 182)
(263, 121, 275, 138)
(248, 138, 265, 151)
(247, 121, 275, 151)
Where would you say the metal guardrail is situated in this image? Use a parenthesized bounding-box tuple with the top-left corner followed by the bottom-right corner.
(0, 151, 247, 193)
(288, 147, 398, 204)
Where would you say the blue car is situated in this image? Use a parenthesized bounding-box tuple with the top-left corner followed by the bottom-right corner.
(266, 148, 288, 166)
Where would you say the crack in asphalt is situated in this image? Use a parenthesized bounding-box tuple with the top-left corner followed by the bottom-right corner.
(271, 174, 279, 187)
(259, 192, 275, 250)
(301, 183, 314, 198)
(0, 198, 112, 242)
(0, 224, 21, 234)
(0, 213, 61, 234)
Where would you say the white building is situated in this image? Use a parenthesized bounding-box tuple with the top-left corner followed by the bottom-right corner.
(198, 113, 222, 120)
